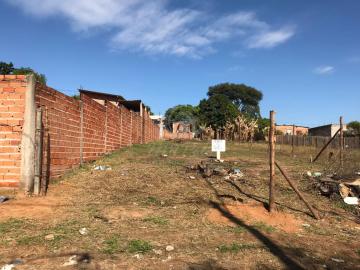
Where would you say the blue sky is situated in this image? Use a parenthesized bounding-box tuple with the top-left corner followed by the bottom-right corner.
(0, 0, 359, 127)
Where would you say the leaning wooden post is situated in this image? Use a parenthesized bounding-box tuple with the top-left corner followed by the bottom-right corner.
(275, 162, 320, 219)
(340, 116, 344, 168)
(269, 111, 276, 212)
(34, 107, 43, 196)
(312, 128, 340, 163)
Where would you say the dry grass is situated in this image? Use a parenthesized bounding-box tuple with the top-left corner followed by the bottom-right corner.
(0, 140, 359, 269)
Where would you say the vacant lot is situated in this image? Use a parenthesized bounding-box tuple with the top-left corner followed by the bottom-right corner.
(0, 141, 359, 270)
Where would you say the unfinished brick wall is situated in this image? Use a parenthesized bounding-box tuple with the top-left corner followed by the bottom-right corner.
(36, 84, 82, 179)
(0, 75, 26, 187)
(0, 76, 160, 188)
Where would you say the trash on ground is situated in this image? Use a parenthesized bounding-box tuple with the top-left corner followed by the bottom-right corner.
(331, 258, 344, 263)
(161, 154, 168, 158)
(44, 234, 55, 241)
(63, 255, 78, 267)
(165, 245, 174, 252)
(0, 196, 9, 203)
(153, 249, 163, 255)
(133, 254, 143, 260)
(79, 228, 89, 235)
(313, 172, 322, 177)
(162, 255, 172, 262)
(93, 165, 112, 171)
(1, 264, 15, 270)
(302, 223, 311, 228)
(343, 197, 359, 205)
(188, 176, 195, 180)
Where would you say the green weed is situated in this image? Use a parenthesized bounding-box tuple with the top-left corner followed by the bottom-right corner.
(127, 240, 152, 254)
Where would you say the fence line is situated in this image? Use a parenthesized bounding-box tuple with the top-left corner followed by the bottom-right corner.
(275, 135, 360, 149)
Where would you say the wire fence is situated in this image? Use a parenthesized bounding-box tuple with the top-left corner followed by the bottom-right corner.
(275, 135, 360, 149)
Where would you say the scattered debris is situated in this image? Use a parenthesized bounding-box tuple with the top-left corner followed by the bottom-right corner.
(93, 165, 112, 171)
(313, 172, 322, 177)
(309, 172, 360, 206)
(161, 255, 172, 262)
(63, 255, 78, 267)
(161, 154, 168, 158)
(302, 223, 311, 228)
(153, 249, 163, 255)
(188, 176, 195, 180)
(0, 196, 9, 203)
(331, 258, 344, 263)
(343, 197, 359, 205)
(1, 259, 23, 270)
(213, 168, 228, 176)
(79, 228, 89, 235)
(44, 234, 55, 241)
(166, 245, 175, 252)
(133, 254, 143, 260)
(1, 264, 15, 270)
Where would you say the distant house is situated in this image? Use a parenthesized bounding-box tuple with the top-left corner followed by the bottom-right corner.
(150, 115, 164, 138)
(308, 124, 347, 137)
(276, 125, 309, 135)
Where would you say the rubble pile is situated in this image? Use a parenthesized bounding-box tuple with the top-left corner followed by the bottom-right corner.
(307, 171, 360, 206)
(186, 160, 244, 181)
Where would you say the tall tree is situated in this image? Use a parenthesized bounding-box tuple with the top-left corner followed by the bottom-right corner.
(207, 83, 263, 118)
(347, 121, 360, 135)
(198, 95, 239, 137)
(164, 105, 198, 130)
(0, 62, 14, 74)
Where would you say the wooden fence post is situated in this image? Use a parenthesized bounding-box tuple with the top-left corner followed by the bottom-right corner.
(269, 110, 276, 212)
(34, 107, 43, 196)
(292, 125, 295, 157)
(340, 116, 344, 168)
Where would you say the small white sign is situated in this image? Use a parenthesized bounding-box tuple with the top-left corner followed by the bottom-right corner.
(212, 140, 226, 152)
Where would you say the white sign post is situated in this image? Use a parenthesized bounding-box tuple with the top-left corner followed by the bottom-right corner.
(212, 139, 226, 161)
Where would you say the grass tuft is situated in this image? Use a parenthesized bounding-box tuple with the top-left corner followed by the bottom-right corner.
(127, 239, 153, 254)
(218, 243, 258, 253)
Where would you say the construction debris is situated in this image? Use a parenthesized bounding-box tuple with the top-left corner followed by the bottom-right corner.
(79, 228, 89, 235)
(308, 172, 360, 206)
(0, 196, 9, 203)
(186, 161, 244, 180)
(63, 255, 78, 267)
(93, 165, 112, 171)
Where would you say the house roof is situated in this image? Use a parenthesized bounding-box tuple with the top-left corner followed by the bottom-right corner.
(118, 100, 143, 112)
(79, 89, 125, 102)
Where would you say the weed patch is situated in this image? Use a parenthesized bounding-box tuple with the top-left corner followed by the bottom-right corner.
(218, 243, 258, 253)
(102, 236, 122, 255)
(127, 240, 152, 254)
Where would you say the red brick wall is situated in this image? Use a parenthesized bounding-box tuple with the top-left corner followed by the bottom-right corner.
(0, 75, 26, 187)
(81, 93, 106, 162)
(36, 84, 82, 179)
(0, 78, 160, 188)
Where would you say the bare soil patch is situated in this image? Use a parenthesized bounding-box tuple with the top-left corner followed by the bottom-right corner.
(207, 202, 302, 233)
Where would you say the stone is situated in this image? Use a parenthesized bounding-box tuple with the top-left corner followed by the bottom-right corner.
(166, 245, 174, 252)
(44, 234, 55, 241)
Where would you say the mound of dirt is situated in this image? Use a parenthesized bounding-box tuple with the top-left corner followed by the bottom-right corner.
(207, 202, 302, 233)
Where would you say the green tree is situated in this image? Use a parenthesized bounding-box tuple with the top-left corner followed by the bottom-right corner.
(207, 83, 263, 118)
(347, 121, 360, 135)
(164, 105, 198, 130)
(0, 62, 14, 74)
(254, 117, 270, 140)
(12, 67, 47, 85)
(198, 95, 239, 138)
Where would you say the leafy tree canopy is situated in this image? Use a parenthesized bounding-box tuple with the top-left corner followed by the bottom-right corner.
(347, 121, 360, 135)
(0, 62, 14, 74)
(164, 105, 198, 130)
(198, 95, 239, 131)
(0, 61, 47, 85)
(207, 83, 263, 118)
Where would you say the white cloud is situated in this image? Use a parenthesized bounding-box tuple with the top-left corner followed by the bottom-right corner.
(313, 66, 335, 75)
(6, 0, 296, 57)
(247, 27, 295, 48)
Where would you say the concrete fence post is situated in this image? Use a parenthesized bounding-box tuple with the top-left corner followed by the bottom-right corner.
(20, 74, 36, 194)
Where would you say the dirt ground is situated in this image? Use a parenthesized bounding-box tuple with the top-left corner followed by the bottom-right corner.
(0, 141, 359, 270)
